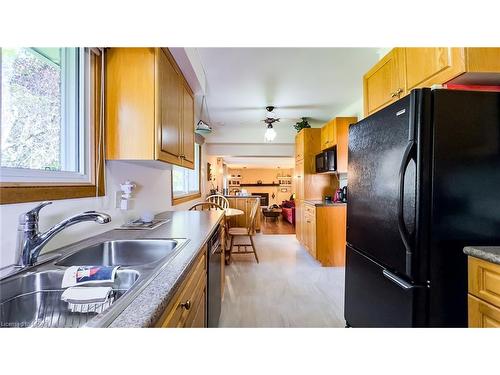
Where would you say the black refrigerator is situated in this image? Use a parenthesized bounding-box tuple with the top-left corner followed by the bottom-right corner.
(344, 88, 500, 327)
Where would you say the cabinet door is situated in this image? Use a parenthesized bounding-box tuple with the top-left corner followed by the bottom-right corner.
(468, 294, 500, 328)
(305, 211, 316, 258)
(157, 49, 182, 163)
(156, 252, 206, 328)
(363, 48, 404, 116)
(295, 131, 304, 161)
(335, 117, 356, 174)
(295, 159, 304, 201)
(181, 85, 195, 169)
(328, 121, 337, 147)
(404, 48, 465, 91)
(295, 200, 303, 243)
(320, 123, 329, 150)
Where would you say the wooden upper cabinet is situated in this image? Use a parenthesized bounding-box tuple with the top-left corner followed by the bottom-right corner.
(157, 48, 182, 164)
(295, 131, 305, 161)
(106, 47, 195, 169)
(363, 48, 404, 116)
(320, 124, 329, 150)
(320, 120, 337, 150)
(335, 117, 357, 174)
(403, 48, 465, 91)
(181, 84, 195, 168)
(319, 117, 357, 173)
(364, 47, 500, 117)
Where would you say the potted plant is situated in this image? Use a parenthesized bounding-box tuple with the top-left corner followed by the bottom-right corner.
(294, 117, 311, 132)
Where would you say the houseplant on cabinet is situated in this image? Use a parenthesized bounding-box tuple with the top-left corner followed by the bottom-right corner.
(294, 117, 311, 132)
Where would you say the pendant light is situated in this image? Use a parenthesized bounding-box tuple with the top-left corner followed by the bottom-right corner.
(264, 124, 277, 142)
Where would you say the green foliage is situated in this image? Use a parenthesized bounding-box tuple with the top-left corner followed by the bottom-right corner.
(293, 117, 311, 132)
(1, 48, 62, 170)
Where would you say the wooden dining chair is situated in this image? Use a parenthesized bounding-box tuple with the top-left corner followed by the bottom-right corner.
(227, 199, 259, 263)
(206, 195, 229, 209)
(189, 202, 224, 211)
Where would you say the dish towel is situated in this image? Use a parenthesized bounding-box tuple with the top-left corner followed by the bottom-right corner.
(61, 286, 114, 314)
(61, 266, 119, 288)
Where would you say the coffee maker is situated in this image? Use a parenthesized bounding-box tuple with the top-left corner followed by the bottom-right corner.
(334, 186, 347, 203)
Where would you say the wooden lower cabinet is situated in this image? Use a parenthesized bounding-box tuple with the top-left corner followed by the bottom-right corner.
(295, 200, 303, 243)
(298, 203, 347, 267)
(155, 248, 207, 328)
(467, 256, 500, 328)
(468, 295, 500, 328)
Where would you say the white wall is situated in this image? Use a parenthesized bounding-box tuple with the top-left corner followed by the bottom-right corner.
(0, 155, 207, 269)
(206, 143, 294, 158)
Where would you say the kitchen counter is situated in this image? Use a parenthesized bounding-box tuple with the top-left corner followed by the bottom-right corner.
(45, 210, 224, 327)
(463, 246, 500, 265)
(303, 200, 347, 207)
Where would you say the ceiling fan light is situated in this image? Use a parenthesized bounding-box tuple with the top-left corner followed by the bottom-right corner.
(264, 124, 277, 142)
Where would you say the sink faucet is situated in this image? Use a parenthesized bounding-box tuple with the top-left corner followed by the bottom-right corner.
(17, 201, 111, 267)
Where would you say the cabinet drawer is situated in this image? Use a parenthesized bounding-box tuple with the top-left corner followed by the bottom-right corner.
(304, 204, 316, 216)
(156, 249, 206, 327)
(468, 257, 500, 308)
(468, 294, 500, 328)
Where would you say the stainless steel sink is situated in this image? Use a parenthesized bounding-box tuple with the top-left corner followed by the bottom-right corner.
(0, 269, 140, 328)
(56, 239, 179, 267)
(0, 238, 188, 328)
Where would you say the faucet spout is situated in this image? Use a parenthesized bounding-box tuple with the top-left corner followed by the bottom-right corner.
(17, 203, 111, 267)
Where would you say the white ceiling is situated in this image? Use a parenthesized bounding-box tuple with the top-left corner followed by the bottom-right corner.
(197, 48, 381, 144)
(224, 156, 295, 169)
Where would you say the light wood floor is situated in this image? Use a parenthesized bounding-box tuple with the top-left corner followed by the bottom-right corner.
(220, 233, 346, 327)
(260, 217, 295, 235)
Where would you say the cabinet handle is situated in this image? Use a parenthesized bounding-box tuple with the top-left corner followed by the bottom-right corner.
(391, 88, 403, 98)
(180, 300, 191, 310)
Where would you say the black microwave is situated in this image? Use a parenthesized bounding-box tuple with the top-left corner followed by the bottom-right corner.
(315, 149, 336, 173)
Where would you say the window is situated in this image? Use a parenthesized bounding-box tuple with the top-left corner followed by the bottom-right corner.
(172, 144, 201, 204)
(0, 47, 104, 204)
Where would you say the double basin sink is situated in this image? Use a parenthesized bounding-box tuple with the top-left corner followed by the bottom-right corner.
(0, 238, 188, 328)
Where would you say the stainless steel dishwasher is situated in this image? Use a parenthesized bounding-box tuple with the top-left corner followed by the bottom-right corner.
(207, 224, 222, 327)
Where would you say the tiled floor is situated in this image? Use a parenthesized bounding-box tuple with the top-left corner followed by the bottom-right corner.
(219, 233, 346, 327)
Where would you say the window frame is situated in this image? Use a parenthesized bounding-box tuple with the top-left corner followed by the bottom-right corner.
(0, 48, 105, 204)
(171, 143, 201, 206)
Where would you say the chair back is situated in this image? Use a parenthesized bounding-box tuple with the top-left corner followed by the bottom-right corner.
(189, 202, 224, 211)
(206, 194, 229, 209)
(247, 199, 260, 235)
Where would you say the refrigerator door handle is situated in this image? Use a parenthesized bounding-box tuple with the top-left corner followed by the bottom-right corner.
(397, 141, 416, 267)
(383, 269, 417, 290)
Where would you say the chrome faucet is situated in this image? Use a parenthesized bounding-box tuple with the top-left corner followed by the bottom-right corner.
(17, 201, 111, 267)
